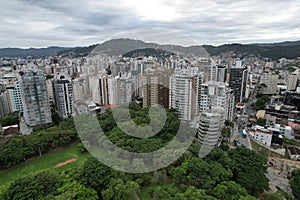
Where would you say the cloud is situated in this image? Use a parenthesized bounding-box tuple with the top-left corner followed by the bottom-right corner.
(0, 0, 299, 47)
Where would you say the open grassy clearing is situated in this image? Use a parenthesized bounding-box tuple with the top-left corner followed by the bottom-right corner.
(0, 145, 91, 186)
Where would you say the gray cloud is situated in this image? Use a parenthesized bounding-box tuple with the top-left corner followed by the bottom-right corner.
(0, 0, 299, 47)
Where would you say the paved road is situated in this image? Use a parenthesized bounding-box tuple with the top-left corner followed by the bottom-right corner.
(230, 98, 255, 150)
(230, 113, 252, 149)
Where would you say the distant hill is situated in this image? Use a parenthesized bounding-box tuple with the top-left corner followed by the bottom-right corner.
(252, 40, 300, 47)
(60, 38, 210, 58)
(0, 46, 72, 58)
(123, 48, 176, 58)
(57, 45, 98, 57)
(60, 38, 300, 60)
(1, 39, 300, 60)
(203, 43, 300, 59)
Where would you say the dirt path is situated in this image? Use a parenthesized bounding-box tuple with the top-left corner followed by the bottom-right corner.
(53, 158, 78, 168)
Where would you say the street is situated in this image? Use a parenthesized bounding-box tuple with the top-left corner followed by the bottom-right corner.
(230, 99, 255, 150)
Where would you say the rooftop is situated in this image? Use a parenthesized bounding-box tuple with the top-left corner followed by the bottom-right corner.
(288, 146, 300, 155)
(256, 110, 266, 118)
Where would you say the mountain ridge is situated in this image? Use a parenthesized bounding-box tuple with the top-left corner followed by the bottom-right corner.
(1, 39, 300, 59)
(0, 46, 72, 58)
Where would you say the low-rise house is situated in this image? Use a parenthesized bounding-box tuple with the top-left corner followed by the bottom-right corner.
(254, 126, 273, 147)
(287, 146, 300, 161)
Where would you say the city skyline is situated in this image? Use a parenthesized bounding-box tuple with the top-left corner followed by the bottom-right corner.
(1, 0, 300, 48)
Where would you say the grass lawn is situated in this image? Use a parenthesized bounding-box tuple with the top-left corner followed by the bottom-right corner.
(0, 145, 91, 186)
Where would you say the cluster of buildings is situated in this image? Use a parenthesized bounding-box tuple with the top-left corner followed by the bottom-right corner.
(258, 69, 299, 95)
(2, 50, 299, 153)
(0, 68, 74, 134)
(0, 52, 250, 142)
(245, 59, 300, 160)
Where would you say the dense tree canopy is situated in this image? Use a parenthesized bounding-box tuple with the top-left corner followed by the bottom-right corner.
(254, 96, 269, 110)
(0, 118, 77, 168)
(0, 170, 98, 200)
(228, 147, 269, 196)
(0, 112, 19, 127)
(290, 168, 300, 199)
(0, 105, 269, 200)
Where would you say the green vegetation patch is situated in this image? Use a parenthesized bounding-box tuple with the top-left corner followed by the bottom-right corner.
(0, 145, 91, 186)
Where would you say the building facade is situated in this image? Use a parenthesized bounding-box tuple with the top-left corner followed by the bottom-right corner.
(259, 72, 279, 94)
(287, 74, 298, 91)
(211, 65, 228, 83)
(53, 73, 74, 119)
(142, 67, 171, 108)
(169, 67, 202, 121)
(119, 77, 133, 104)
(0, 84, 11, 117)
(1, 73, 23, 113)
(229, 63, 248, 103)
(19, 70, 52, 128)
(198, 108, 224, 146)
(254, 127, 273, 147)
(199, 81, 234, 121)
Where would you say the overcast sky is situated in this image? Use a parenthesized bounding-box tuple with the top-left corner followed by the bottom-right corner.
(1, 0, 299, 48)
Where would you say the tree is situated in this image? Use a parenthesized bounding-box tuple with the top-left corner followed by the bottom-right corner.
(254, 96, 269, 110)
(213, 181, 249, 200)
(50, 103, 61, 125)
(147, 185, 216, 200)
(0, 125, 77, 169)
(148, 184, 178, 200)
(228, 147, 269, 196)
(225, 120, 234, 127)
(171, 157, 232, 190)
(256, 118, 266, 126)
(54, 178, 98, 200)
(75, 157, 112, 193)
(239, 196, 258, 200)
(262, 192, 284, 200)
(1, 170, 61, 200)
(76, 142, 88, 153)
(0, 112, 19, 127)
(0, 137, 25, 168)
(290, 168, 300, 199)
(254, 99, 266, 110)
(175, 186, 216, 200)
(101, 178, 139, 200)
(205, 148, 232, 169)
(1, 170, 98, 200)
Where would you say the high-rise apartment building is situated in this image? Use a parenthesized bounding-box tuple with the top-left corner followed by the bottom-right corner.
(89, 74, 121, 106)
(0, 84, 11, 117)
(259, 72, 279, 94)
(119, 77, 133, 104)
(19, 70, 52, 128)
(169, 67, 203, 121)
(73, 76, 87, 102)
(227, 90, 235, 122)
(1, 73, 23, 113)
(142, 67, 172, 108)
(199, 81, 234, 121)
(287, 74, 298, 91)
(229, 62, 248, 103)
(89, 76, 102, 104)
(46, 79, 54, 102)
(211, 65, 228, 83)
(107, 76, 120, 106)
(53, 73, 74, 119)
(198, 108, 224, 146)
